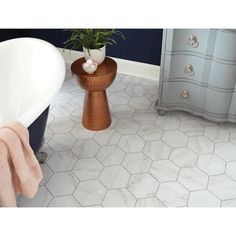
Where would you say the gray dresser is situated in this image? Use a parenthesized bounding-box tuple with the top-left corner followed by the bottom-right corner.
(157, 29, 236, 123)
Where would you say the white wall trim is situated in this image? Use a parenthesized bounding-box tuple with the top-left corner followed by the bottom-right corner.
(58, 48, 160, 81)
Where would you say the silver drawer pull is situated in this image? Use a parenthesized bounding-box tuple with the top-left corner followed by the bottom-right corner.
(188, 34, 199, 48)
(181, 90, 190, 98)
(184, 64, 194, 76)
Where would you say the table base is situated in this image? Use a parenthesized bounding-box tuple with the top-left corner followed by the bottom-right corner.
(82, 90, 111, 131)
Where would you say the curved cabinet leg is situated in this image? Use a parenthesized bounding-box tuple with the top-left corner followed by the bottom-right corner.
(157, 109, 167, 116)
(155, 99, 167, 116)
(36, 137, 47, 163)
(36, 151, 48, 164)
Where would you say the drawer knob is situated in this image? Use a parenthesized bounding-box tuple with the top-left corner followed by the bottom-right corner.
(184, 64, 194, 76)
(181, 90, 190, 98)
(188, 34, 199, 48)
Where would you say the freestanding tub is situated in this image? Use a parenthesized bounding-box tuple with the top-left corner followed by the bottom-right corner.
(0, 37, 66, 155)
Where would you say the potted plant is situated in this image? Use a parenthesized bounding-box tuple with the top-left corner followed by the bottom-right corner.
(64, 29, 125, 65)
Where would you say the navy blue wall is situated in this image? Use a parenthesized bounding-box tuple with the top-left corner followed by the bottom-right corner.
(0, 29, 163, 65)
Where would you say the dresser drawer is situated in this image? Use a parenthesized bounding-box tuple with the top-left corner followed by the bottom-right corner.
(163, 54, 206, 84)
(163, 54, 236, 90)
(161, 81, 232, 114)
(165, 29, 210, 55)
(161, 81, 204, 109)
(165, 29, 236, 62)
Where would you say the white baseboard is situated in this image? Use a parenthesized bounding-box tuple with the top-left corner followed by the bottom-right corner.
(58, 48, 160, 81)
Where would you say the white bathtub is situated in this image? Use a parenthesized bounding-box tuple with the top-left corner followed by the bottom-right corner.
(0, 37, 66, 127)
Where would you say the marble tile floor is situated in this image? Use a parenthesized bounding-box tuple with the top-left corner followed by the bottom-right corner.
(18, 66, 236, 207)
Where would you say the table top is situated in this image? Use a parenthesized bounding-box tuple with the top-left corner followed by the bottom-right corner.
(71, 57, 117, 78)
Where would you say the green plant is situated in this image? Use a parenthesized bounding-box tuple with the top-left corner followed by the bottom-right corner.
(63, 29, 125, 52)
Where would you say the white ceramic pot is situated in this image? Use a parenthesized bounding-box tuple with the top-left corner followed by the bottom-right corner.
(83, 46, 106, 65)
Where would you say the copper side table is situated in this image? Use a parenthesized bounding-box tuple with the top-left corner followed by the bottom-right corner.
(71, 57, 117, 131)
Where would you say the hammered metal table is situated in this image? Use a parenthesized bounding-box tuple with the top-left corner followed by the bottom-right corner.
(71, 57, 117, 131)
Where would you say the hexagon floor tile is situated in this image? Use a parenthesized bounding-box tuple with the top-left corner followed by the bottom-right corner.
(226, 162, 236, 181)
(214, 143, 236, 161)
(178, 167, 208, 191)
(72, 158, 103, 181)
(46, 172, 79, 196)
(73, 180, 107, 206)
(49, 117, 75, 134)
(96, 146, 125, 166)
(179, 119, 204, 137)
(133, 110, 157, 124)
(72, 139, 100, 159)
(71, 123, 95, 140)
(114, 118, 140, 134)
(143, 140, 171, 161)
(221, 199, 236, 207)
(156, 114, 181, 130)
(138, 124, 163, 141)
(129, 97, 151, 110)
(204, 126, 229, 143)
(99, 166, 130, 189)
(48, 133, 76, 151)
(47, 151, 78, 172)
(162, 130, 188, 148)
(197, 154, 225, 176)
(118, 134, 145, 153)
(50, 103, 74, 118)
(169, 147, 198, 168)
(102, 188, 136, 207)
(135, 197, 165, 207)
(188, 190, 221, 207)
(156, 182, 189, 207)
(53, 91, 73, 104)
(127, 173, 159, 198)
(94, 129, 121, 146)
(20, 71, 236, 207)
(150, 160, 179, 182)
(108, 81, 126, 94)
(48, 195, 80, 207)
(122, 152, 152, 174)
(125, 84, 146, 97)
(188, 136, 214, 155)
(110, 93, 130, 105)
(208, 175, 236, 200)
(112, 104, 135, 119)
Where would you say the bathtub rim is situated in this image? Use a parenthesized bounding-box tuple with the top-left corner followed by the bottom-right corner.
(0, 37, 66, 127)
